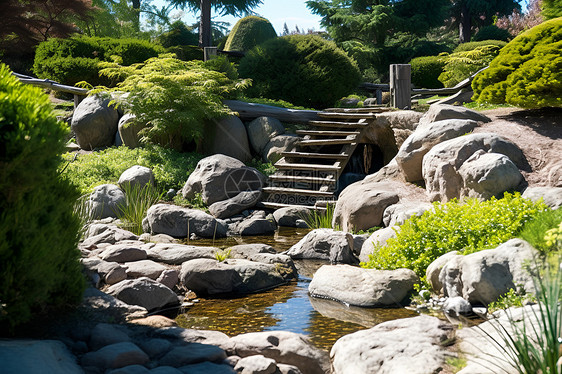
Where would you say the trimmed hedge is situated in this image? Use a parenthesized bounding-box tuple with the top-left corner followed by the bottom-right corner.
(158, 21, 199, 48)
(224, 16, 277, 52)
(410, 56, 445, 89)
(0, 64, 84, 329)
(473, 25, 512, 42)
(453, 40, 507, 53)
(472, 17, 562, 108)
(238, 34, 361, 108)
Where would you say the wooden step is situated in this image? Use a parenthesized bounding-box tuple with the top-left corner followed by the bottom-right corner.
(263, 187, 335, 197)
(299, 138, 356, 146)
(308, 120, 367, 128)
(296, 130, 360, 136)
(323, 107, 391, 113)
(281, 151, 349, 160)
(269, 175, 337, 184)
(275, 161, 340, 172)
(318, 112, 377, 120)
(255, 201, 327, 211)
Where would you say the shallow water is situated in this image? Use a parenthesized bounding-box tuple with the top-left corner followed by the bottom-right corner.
(175, 227, 419, 351)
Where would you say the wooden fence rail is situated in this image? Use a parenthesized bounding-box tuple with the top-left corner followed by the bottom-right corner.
(12, 72, 89, 108)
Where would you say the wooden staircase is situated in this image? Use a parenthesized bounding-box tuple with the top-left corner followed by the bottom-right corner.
(260, 107, 391, 210)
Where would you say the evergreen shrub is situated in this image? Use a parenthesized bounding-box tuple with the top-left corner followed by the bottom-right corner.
(361, 193, 547, 280)
(472, 17, 562, 108)
(224, 16, 277, 52)
(473, 25, 512, 42)
(158, 21, 199, 48)
(453, 40, 507, 53)
(0, 64, 84, 329)
(239, 34, 361, 108)
(439, 45, 502, 87)
(410, 56, 445, 89)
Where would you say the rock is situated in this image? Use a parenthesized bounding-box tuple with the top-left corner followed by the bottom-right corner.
(548, 161, 562, 187)
(150, 367, 183, 374)
(89, 323, 131, 351)
(309, 265, 418, 307)
(89, 184, 126, 219)
(396, 119, 479, 182)
(71, 94, 119, 150)
(246, 116, 285, 155)
(107, 365, 151, 374)
(263, 135, 300, 163)
(118, 113, 146, 149)
(83, 258, 127, 285)
(522, 186, 562, 209)
(81, 342, 149, 370)
(442, 296, 472, 316)
(286, 229, 359, 264)
(277, 364, 303, 374)
(208, 115, 252, 163)
(108, 277, 179, 311)
(0, 340, 83, 374)
(230, 331, 329, 374)
(358, 226, 399, 263)
(100, 244, 147, 263)
(422, 133, 527, 202)
(146, 243, 217, 265)
(333, 181, 401, 232)
(157, 269, 179, 289)
(139, 233, 177, 244)
(129, 316, 177, 328)
(376, 110, 424, 132)
(181, 154, 265, 205)
(123, 259, 168, 279)
(418, 104, 491, 127)
(118, 165, 155, 190)
(330, 315, 453, 374)
(236, 218, 276, 236)
(234, 355, 278, 374)
(81, 287, 148, 321)
(138, 339, 172, 359)
(228, 244, 295, 268)
(144, 204, 227, 238)
(273, 206, 311, 227)
(155, 328, 233, 353)
(159, 343, 227, 367)
(382, 202, 432, 227)
(177, 362, 236, 373)
(458, 151, 523, 200)
(426, 251, 459, 294)
(439, 239, 539, 305)
(226, 258, 296, 293)
(82, 225, 139, 247)
(208, 190, 262, 219)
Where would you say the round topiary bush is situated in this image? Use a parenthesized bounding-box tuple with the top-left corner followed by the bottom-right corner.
(410, 56, 445, 89)
(472, 17, 562, 108)
(0, 64, 84, 330)
(453, 40, 507, 53)
(473, 25, 512, 42)
(224, 16, 277, 52)
(238, 34, 361, 108)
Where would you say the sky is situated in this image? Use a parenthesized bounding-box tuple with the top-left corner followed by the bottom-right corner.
(154, 0, 324, 35)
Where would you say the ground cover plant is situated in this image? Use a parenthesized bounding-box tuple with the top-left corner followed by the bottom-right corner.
(361, 193, 548, 280)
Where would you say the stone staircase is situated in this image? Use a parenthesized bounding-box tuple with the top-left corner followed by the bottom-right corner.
(260, 107, 391, 209)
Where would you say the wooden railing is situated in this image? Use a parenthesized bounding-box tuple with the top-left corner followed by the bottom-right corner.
(12, 72, 89, 108)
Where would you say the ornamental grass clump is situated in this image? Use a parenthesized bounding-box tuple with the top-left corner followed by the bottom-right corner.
(116, 183, 164, 235)
(362, 192, 548, 279)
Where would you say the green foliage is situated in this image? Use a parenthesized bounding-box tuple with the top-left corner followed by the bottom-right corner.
(473, 25, 512, 42)
(542, 0, 562, 19)
(544, 221, 562, 250)
(453, 40, 507, 52)
(239, 34, 361, 108)
(214, 248, 232, 262)
(159, 20, 199, 47)
(224, 16, 277, 52)
(519, 208, 562, 251)
(410, 56, 446, 89)
(33, 35, 164, 86)
(247, 158, 276, 176)
(0, 64, 84, 329)
(362, 193, 548, 279)
(487, 288, 530, 313)
(472, 18, 562, 108)
(97, 55, 249, 149)
(167, 45, 204, 61)
(439, 45, 502, 87)
(61, 145, 204, 194)
(116, 183, 163, 235)
(173, 192, 208, 211)
(239, 97, 313, 110)
(299, 204, 340, 230)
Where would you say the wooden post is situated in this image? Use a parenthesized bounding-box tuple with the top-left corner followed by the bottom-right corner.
(390, 64, 412, 109)
(204, 47, 218, 61)
(375, 89, 382, 105)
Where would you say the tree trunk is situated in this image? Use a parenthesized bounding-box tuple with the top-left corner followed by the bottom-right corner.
(199, 0, 212, 47)
(131, 0, 141, 32)
(459, 2, 471, 43)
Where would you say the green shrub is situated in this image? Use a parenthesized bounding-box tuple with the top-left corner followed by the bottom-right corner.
(33, 36, 164, 86)
(239, 34, 361, 108)
(438, 45, 502, 87)
(542, 0, 562, 19)
(473, 25, 512, 42)
(158, 21, 199, 48)
(453, 40, 507, 53)
(519, 208, 562, 251)
(472, 18, 562, 108)
(0, 64, 84, 329)
(61, 145, 204, 195)
(224, 16, 277, 52)
(116, 183, 163, 235)
(410, 56, 445, 89)
(361, 193, 548, 279)
(167, 45, 204, 61)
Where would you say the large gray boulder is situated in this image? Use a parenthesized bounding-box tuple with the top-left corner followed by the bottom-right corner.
(107, 277, 179, 311)
(158, 343, 227, 367)
(118, 113, 146, 149)
(263, 135, 300, 163)
(522, 186, 562, 209)
(437, 239, 539, 305)
(89, 184, 126, 219)
(207, 115, 252, 163)
(208, 190, 262, 219)
(382, 202, 432, 227)
(374, 110, 424, 149)
(309, 265, 418, 307)
(230, 331, 329, 374)
(359, 226, 399, 263)
(0, 340, 83, 374)
(235, 217, 277, 236)
(81, 342, 149, 371)
(118, 165, 154, 190)
(181, 154, 265, 205)
(144, 204, 227, 238)
(71, 94, 119, 150)
(122, 259, 168, 280)
(144, 243, 218, 265)
(422, 133, 527, 202)
(331, 315, 453, 374)
(246, 116, 285, 155)
(273, 206, 311, 227)
(286, 228, 359, 264)
(418, 104, 491, 127)
(396, 119, 479, 182)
